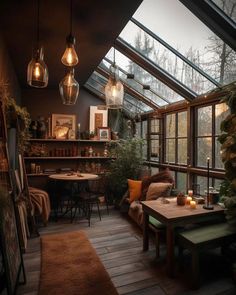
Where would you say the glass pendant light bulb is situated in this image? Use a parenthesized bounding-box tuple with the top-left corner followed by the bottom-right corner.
(61, 35, 79, 66)
(27, 47, 49, 88)
(105, 62, 124, 109)
(59, 68, 79, 105)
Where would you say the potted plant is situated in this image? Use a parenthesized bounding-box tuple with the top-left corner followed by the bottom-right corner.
(218, 82, 236, 226)
(105, 137, 144, 205)
(217, 83, 236, 282)
(0, 82, 31, 153)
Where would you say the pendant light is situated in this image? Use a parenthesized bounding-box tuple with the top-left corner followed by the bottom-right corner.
(59, 68, 79, 105)
(105, 47, 124, 109)
(61, 0, 78, 66)
(27, 0, 48, 88)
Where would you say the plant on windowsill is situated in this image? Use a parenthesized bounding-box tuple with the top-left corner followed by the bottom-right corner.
(217, 82, 236, 226)
(105, 137, 144, 205)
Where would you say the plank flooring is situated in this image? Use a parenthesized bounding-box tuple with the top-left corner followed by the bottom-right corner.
(17, 207, 236, 295)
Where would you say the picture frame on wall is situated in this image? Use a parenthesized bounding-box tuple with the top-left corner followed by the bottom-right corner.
(97, 127, 111, 141)
(89, 106, 108, 133)
(51, 114, 76, 139)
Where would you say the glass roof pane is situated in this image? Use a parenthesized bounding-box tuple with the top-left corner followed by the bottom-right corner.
(124, 93, 153, 112)
(211, 0, 236, 23)
(102, 48, 184, 104)
(126, 0, 236, 86)
(120, 21, 217, 94)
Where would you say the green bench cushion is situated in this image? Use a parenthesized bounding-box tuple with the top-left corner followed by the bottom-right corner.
(149, 216, 165, 229)
(179, 223, 236, 247)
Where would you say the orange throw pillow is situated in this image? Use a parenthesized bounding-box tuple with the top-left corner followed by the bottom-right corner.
(128, 179, 142, 203)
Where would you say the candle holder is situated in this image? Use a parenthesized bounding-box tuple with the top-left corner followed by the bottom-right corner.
(203, 157, 214, 210)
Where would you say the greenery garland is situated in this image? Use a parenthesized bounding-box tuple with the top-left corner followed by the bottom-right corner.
(218, 82, 236, 225)
(0, 81, 31, 153)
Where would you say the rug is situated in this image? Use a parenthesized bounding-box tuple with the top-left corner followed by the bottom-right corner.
(38, 231, 118, 295)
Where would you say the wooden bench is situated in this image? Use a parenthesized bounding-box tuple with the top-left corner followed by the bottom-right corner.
(148, 216, 165, 258)
(178, 222, 236, 288)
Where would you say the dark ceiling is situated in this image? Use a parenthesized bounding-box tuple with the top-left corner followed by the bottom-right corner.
(0, 0, 142, 89)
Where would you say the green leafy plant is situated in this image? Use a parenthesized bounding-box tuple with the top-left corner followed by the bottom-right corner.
(0, 81, 31, 153)
(106, 137, 144, 202)
(218, 82, 236, 225)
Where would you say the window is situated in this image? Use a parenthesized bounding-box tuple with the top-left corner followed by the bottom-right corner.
(169, 170, 187, 193)
(165, 111, 187, 165)
(150, 118, 160, 162)
(142, 120, 148, 159)
(196, 176, 213, 195)
(176, 172, 187, 193)
(196, 102, 229, 168)
(136, 120, 148, 160)
(195, 176, 223, 195)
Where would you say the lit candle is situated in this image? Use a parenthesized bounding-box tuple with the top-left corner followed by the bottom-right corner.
(186, 196, 192, 205)
(190, 200, 197, 209)
(188, 190, 193, 197)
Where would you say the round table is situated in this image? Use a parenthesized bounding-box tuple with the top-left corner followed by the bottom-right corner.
(49, 173, 99, 181)
(49, 173, 99, 223)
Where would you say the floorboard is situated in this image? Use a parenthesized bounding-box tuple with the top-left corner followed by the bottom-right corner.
(16, 207, 236, 295)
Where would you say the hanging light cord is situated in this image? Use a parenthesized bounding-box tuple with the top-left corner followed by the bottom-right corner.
(36, 0, 40, 47)
(70, 0, 73, 35)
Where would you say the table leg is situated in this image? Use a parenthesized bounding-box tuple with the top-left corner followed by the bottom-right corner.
(166, 225, 175, 277)
(143, 211, 149, 251)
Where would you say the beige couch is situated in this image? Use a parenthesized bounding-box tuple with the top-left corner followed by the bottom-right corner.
(122, 169, 175, 226)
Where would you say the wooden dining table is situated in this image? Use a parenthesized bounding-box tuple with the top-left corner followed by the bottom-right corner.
(141, 198, 225, 277)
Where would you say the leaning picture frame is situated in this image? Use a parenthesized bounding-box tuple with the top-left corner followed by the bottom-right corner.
(89, 106, 108, 133)
(51, 114, 76, 139)
(97, 127, 111, 141)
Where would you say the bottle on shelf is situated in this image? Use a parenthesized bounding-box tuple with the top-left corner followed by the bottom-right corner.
(103, 145, 108, 157)
(88, 146, 93, 157)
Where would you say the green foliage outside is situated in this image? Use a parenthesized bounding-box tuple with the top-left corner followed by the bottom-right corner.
(106, 137, 144, 201)
(218, 83, 236, 225)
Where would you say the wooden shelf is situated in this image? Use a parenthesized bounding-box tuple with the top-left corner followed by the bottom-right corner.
(28, 139, 115, 143)
(24, 156, 112, 160)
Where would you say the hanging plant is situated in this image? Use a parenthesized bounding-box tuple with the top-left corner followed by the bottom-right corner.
(218, 82, 236, 226)
(0, 81, 31, 153)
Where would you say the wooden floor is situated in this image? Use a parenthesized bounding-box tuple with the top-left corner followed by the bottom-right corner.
(17, 207, 236, 295)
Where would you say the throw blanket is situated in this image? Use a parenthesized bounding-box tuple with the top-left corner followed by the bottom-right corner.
(29, 187, 51, 225)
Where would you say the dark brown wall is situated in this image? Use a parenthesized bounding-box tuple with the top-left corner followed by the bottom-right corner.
(22, 87, 104, 131)
(0, 32, 21, 103)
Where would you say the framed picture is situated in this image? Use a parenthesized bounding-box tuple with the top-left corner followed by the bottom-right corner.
(51, 114, 76, 139)
(89, 106, 108, 133)
(97, 127, 111, 141)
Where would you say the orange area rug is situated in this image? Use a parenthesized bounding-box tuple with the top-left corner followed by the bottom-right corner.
(39, 231, 118, 295)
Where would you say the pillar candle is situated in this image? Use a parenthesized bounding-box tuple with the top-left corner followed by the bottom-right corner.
(190, 200, 197, 209)
(186, 196, 192, 205)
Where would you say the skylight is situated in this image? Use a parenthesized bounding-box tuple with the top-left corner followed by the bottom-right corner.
(127, 0, 236, 86)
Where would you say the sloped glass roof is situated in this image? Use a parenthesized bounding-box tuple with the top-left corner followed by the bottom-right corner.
(85, 0, 236, 112)
(119, 21, 217, 94)
(211, 0, 236, 23)
(102, 48, 185, 104)
(127, 0, 236, 85)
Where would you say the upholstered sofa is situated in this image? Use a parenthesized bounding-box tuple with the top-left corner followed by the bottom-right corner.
(121, 169, 174, 227)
